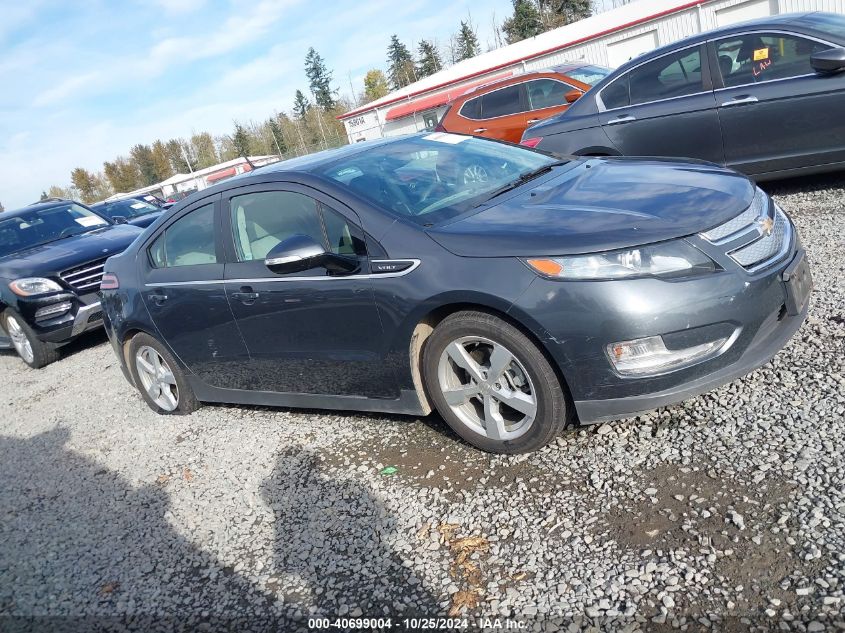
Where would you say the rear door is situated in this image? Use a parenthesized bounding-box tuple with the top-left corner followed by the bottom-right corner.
(220, 183, 397, 398)
(141, 195, 249, 388)
(472, 83, 529, 143)
(711, 30, 845, 175)
(597, 44, 725, 164)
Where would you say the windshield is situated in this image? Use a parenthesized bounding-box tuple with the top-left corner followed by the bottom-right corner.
(566, 65, 613, 86)
(320, 134, 558, 225)
(93, 199, 160, 219)
(0, 203, 110, 258)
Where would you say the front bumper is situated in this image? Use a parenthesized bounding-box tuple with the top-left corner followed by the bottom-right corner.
(511, 244, 810, 424)
(13, 292, 104, 344)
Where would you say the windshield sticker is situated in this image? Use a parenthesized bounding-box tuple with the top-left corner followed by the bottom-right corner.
(753, 47, 769, 61)
(423, 132, 469, 144)
(75, 216, 106, 227)
(130, 202, 147, 209)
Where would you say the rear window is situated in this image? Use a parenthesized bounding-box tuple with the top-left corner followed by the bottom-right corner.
(459, 96, 481, 119)
(628, 47, 703, 105)
(479, 84, 524, 118)
(600, 75, 630, 109)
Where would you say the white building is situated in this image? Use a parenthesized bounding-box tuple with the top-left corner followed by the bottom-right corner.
(339, 0, 841, 141)
(106, 155, 280, 202)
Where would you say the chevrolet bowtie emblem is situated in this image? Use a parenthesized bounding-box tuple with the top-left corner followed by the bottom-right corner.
(759, 217, 774, 236)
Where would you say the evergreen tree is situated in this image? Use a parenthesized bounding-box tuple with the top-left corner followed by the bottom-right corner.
(293, 90, 311, 119)
(539, 0, 591, 28)
(304, 47, 337, 111)
(267, 117, 288, 155)
(416, 40, 442, 78)
(70, 168, 97, 202)
(502, 0, 543, 43)
(231, 122, 252, 158)
(363, 69, 389, 102)
(40, 191, 48, 201)
(454, 20, 481, 61)
(386, 35, 415, 89)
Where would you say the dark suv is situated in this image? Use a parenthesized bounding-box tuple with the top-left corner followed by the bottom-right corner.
(0, 199, 144, 368)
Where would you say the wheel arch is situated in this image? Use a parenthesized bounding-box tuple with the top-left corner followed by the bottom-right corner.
(406, 298, 577, 423)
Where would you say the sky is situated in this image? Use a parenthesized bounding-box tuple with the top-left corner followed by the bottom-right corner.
(0, 0, 518, 209)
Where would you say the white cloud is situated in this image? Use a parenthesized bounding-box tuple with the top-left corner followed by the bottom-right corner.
(32, 72, 100, 107)
(154, 0, 206, 14)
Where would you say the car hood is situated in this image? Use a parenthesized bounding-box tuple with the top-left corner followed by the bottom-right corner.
(426, 157, 755, 257)
(0, 224, 144, 280)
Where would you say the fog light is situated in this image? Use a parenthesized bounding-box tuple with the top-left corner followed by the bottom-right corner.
(607, 335, 729, 377)
(34, 301, 72, 320)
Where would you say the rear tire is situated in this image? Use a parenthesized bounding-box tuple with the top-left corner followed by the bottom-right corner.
(2, 309, 61, 369)
(423, 311, 569, 454)
(127, 333, 199, 415)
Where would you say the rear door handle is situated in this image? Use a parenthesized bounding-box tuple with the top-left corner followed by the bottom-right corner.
(721, 95, 758, 107)
(231, 286, 259, 305)
(527, 118, 541, 124)
(473, 128, 487, 133)
(606, 114, 636, 125)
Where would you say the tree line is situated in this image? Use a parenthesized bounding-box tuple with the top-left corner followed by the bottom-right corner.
(39, 0, 591, 205)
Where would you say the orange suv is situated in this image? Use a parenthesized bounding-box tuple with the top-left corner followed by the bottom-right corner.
(437, 63, 611, 144)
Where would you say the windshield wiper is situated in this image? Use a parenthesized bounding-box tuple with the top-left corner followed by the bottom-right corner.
(475, 160, 568, 206)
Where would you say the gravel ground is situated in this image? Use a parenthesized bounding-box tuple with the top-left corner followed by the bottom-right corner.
(1, 175, 844, 632)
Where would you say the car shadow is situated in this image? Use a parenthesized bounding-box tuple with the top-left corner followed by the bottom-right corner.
(759, 170, 845, 196)
(0, 429, 440, 631)
(0, 329, 108, 366)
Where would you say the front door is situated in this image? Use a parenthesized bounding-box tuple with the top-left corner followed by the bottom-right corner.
(141, 196, 249, 388)
(598, 44, 725, 165)
(712, 31, 845, 176)
(221, 184, 397, 398)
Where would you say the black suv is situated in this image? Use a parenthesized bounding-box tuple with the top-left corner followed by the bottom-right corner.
(0, 199, 144, 368)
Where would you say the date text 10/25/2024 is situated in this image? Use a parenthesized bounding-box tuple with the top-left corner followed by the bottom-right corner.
(308, 617, 529, 630)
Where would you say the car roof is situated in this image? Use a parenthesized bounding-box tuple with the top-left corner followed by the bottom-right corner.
(0, 199, 77, 221)
(614, 12, 826, 74)
(459, 62, 595, 96)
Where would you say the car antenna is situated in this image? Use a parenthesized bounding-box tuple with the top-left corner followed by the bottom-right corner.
(241, 153, 256, 171)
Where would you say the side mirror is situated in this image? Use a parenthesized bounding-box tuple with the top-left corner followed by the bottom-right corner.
(264, 234, 358, 275)
(112, 216, 128, 225)
(811, 47, 845, 74)
(565, 89, 583, 103)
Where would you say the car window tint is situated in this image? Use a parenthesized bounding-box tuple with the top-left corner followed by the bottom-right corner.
(716, 33, 830, 87)
(322, 205, 366, 257)
(526, 79, 570, 110)
(600, 75, 630, 109)
(480, 84, 523, 118)
(230, 191, 324, 262)
(459, 96, 481, 119)
(629, 47, 703, 105)
(150, 203, 217, 268)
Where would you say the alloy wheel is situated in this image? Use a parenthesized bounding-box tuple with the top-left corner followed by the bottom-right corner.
(135, 345, 179, 411)
(437, 336, 537, 441)
(6, 316, 34, 365)
(463, 164, 489, 184)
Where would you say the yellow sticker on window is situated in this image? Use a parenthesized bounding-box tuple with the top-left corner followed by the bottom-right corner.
(753, 47, 769, 61)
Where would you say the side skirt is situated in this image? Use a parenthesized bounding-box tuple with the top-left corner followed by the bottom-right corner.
(188, 377, 428, 416)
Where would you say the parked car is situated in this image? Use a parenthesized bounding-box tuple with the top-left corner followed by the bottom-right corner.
(0, 200, 144, 368)
(437, 63, 612, 145)
(90, 198, 164, 228)
(100, 133, 810, 453)
(522, 12, 845, 181)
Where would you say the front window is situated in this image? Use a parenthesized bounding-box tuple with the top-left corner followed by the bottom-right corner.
(715, 32, 831, 87)
(320, 134, 559, 225)
(526, 79, 571, 110)
(0, 203, 109, 258)
(564, 64, 612, 86)
(95, 199, 160, 220)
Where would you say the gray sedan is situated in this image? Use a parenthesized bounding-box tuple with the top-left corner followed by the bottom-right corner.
(522, 12, 845, 181)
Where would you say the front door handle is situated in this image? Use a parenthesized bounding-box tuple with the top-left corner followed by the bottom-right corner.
(606, 114, 636, 125)
(231, 286, 259, 305)
(473, 128, 488, 133)
(148, 292, 168, 305)
(721, 95, 758, 107)
(527, 118, 541, 124)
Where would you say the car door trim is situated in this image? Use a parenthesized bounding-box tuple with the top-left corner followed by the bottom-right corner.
(143, 259, 421, 286)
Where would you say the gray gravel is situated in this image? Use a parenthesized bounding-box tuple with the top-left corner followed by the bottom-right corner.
(1, 175, 844, 631)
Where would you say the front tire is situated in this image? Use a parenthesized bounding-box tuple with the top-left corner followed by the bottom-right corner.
(127, 333, 199, 415)
(423, 311, 569, 454)
(2, 309, 60, 369)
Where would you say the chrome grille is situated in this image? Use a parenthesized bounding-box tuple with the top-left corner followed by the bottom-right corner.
(700, 188, 793, 273)
(729, 207, 791, 270)
(60, 258, 108, 292)
(701, 189, 766, 243)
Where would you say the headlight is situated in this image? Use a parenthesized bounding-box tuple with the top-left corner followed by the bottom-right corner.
(525, 240, 716, 280)
(9, 278, 63, 296)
